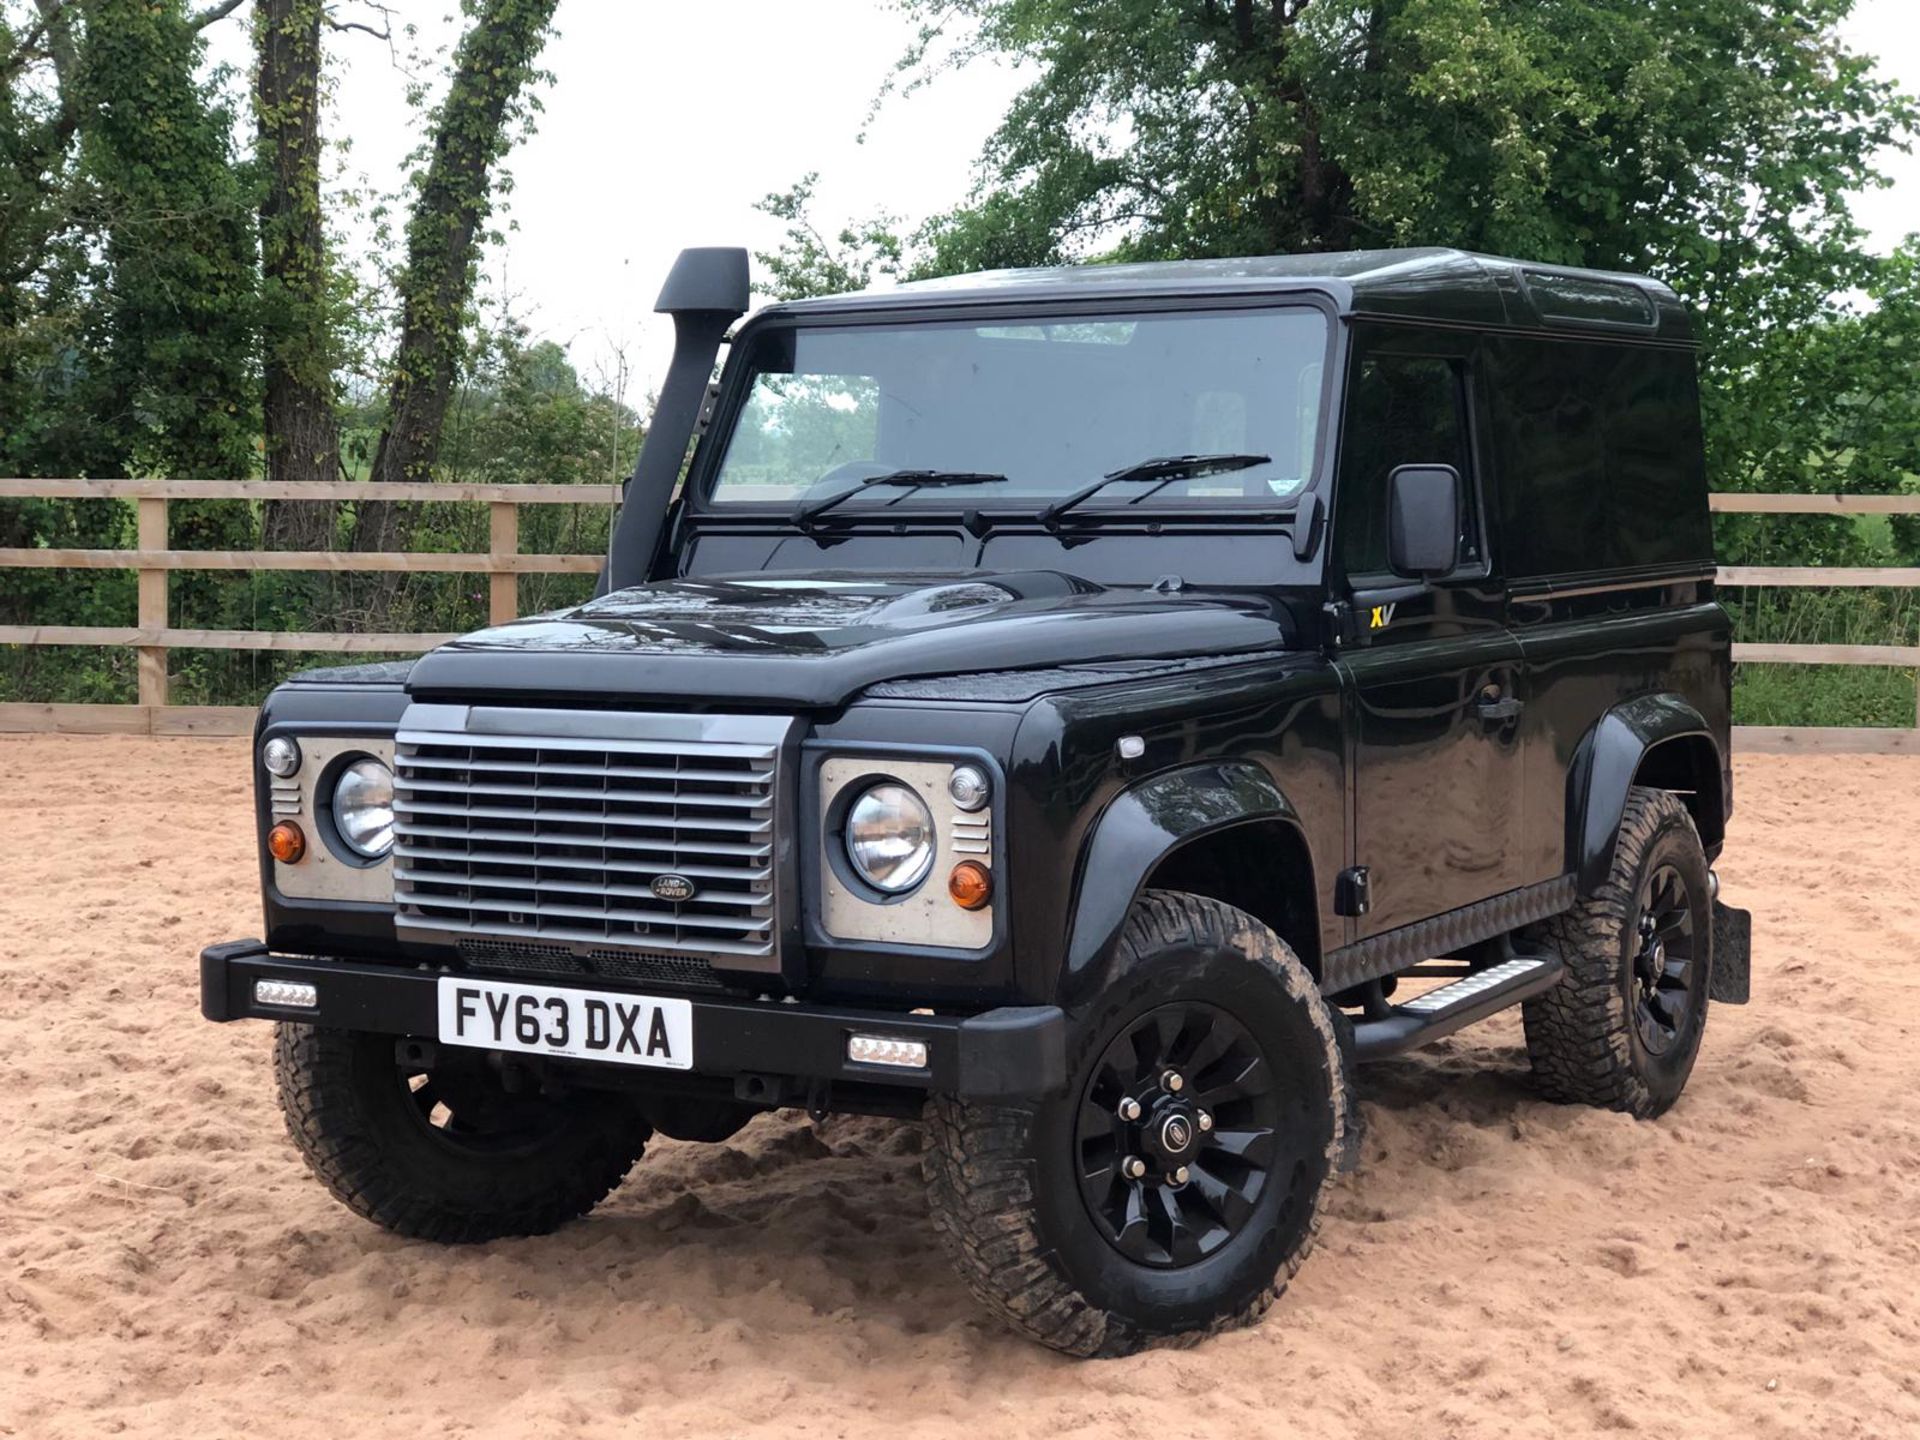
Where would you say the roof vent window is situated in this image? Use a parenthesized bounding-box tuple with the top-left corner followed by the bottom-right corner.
(1520, 270, 1658, 331)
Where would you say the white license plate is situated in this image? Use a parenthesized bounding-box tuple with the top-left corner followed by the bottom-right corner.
(436, 976, 694, 1071)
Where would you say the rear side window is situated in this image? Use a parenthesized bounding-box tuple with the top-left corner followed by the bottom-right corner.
(1335, 355, 1475, 578)
(1485, 339, 1711, 578)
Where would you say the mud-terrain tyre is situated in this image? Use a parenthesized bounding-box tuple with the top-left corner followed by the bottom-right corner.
(275, 1023, 649, 1242)
(1522, 786, 1713, 1119)
(924, 891, 1350, 1357)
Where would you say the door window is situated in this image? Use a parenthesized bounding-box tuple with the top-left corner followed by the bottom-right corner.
(1336, 356, 1477, 578)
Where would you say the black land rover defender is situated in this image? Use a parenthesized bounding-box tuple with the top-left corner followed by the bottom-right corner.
(202, 246, 1754, 1356)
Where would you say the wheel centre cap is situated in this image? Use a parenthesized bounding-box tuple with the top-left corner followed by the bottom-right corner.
(1159, 1112, 1195, 1156)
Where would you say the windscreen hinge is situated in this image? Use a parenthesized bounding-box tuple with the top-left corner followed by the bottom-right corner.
(1322, 600, 1356, 651)
(694, 378, 723, 438)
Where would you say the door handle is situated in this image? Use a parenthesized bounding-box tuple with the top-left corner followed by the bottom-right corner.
(1476, 686, 1523, 722)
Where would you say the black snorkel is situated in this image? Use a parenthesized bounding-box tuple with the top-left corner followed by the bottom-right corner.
(603, 246, 751, 592)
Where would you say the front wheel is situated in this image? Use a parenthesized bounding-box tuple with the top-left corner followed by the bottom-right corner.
(924, 891, 1350, 1356)
(275, 1024, 650, 1242)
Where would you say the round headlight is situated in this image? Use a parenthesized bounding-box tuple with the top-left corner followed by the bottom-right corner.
(331, 758, 395, 858)
(262, 736, 301, 777)
(845, 782, 936, 893)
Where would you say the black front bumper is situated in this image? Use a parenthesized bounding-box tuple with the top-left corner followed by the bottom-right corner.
(200, 940, 1066, 1101)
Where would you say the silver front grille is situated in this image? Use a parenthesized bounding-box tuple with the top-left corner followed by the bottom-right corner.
(392, 705, 788, 967)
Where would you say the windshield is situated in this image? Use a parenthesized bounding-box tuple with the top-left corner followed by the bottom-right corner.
(705, 307, 1329, 511)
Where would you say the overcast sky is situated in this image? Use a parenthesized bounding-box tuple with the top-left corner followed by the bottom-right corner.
(213, 1, 1919, 392)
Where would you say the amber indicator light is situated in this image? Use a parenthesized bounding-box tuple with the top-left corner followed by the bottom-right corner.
(267, 820, 306, 864)
(948, 860, 993, 910)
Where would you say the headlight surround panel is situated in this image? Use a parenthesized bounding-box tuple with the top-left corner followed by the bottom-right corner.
(260, 731, 398, 901)
(814, 751, 1000, 953)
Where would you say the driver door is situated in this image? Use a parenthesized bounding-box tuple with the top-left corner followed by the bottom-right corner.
(1332, 344, 1527, 939)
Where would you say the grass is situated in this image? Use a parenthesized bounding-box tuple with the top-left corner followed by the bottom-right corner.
(1733, 662, 1917, 727)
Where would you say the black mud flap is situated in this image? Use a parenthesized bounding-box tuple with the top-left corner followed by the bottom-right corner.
(1710, 900, 1752, 1004)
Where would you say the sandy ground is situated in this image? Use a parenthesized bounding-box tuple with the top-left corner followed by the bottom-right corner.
(2, 737, 1917, 1440)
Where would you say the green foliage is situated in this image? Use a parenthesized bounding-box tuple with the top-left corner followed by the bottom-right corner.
(2, 329, 632, 706)
(370, 0, 559, 487)
(441, 332, 641, 492)
(5, 0, 1915, 731)
(830, 1, 1920, 541)
(893, 2, 1912, 278)
(162, 333, 629, 700)
(1691, 535, 1920, 725)
(1735, 663, 1916, 728)
(254, 0, 350, 494)
(254, 1, 334, 382)
(762, 0, 1920, 726)
(0, 0, 595, 709)
(2, 0, 256, 480)
(1712, 240, 1920, 566)
(2, 0, 258, 704)
(74, 0, 259, 480)
(754, 173, 907, 300)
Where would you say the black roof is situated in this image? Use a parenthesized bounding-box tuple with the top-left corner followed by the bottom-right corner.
(761, 247, 1694, 344)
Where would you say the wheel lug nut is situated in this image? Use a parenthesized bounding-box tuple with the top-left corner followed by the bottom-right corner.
(1117, 1097, 1142, 1122)
(1171, 1166, 1190, 1185)
(1197, 1111, 1213, 1132)
(1162, 1070, 1184, 1093)
(1123, 1156, 1147, 1180)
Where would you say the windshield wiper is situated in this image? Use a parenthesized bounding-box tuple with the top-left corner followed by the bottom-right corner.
(1037, 453, 1273, 531)
(792, 469, 1009, 528)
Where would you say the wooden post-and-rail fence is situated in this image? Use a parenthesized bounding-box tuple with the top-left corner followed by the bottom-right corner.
(1, 478, 1916, 752)
(0, 478, 613, 736)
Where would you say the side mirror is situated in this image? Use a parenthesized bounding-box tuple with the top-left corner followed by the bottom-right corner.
(1387, 464, 1462, 578)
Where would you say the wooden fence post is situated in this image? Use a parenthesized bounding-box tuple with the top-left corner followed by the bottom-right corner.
(489, 501, 519, 626)
(136, 496, 168, 725)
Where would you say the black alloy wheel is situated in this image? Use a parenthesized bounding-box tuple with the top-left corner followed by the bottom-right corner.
(275, 1023, 648, 1242)
(1631, 863, 1698, 1059)
(400, 1059, 577, 1157)
(924, 891, 1350, 1357)
(1074, 1002, 1283, 1268)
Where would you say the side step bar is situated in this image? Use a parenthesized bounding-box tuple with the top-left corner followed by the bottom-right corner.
(1352, 954, 1564, 1062)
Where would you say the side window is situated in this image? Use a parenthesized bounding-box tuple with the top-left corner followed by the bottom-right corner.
(1485, 338, 1712, 578)
(1335, 355, 1475, 578)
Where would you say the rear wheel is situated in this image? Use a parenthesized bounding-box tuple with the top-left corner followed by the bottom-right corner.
(925, 891, 1349, 1356)
(1522, 786, 1712, 1118)
(275, 1024, 650, 1242)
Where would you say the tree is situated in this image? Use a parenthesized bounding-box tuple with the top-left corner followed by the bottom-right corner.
(356, 0, 559, 553)
(754, 172, 907, 301)
(256, 0, 341, 548)
(897, 2, 1908, 273)
(1, 0, 256, 706)
(840, 0, 1916, 521)
(76, 0, 258, 481)
(0, 0, 256, 480)
(0, 1, 89, 475)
